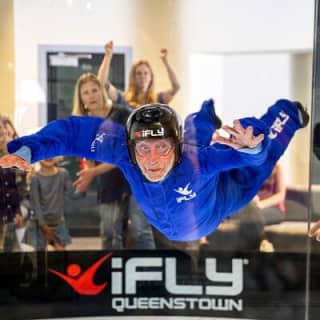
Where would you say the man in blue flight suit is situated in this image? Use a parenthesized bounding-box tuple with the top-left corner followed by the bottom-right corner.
(0, 99, 309, 241)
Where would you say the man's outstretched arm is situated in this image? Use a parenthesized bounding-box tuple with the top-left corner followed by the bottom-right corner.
(0, 116, 127, 170)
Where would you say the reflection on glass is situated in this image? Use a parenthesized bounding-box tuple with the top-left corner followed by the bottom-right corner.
(0, 1, 316, 319)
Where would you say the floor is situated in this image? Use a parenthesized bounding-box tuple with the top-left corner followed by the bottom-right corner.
(39, 317, 252, 320)
(19, 236, 102, 252)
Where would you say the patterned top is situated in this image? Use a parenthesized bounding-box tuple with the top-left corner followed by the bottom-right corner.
(0, 149, 24, 222)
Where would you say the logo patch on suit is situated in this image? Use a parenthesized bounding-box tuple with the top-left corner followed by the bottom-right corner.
(174, 182, 197, 203)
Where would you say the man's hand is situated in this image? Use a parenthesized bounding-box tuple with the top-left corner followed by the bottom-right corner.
(104, 41, 113, 56)
(308, 220, 320, 241)
(211, 120, 264, 149)
(0, 154, 32, 171)
(160, 48, 168, 61)
(73, 167, 96, 192)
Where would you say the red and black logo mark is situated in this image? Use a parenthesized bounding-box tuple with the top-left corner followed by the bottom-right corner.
(49, 253, 112, 295)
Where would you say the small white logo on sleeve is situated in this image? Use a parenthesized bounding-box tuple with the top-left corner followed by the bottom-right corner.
(174, 182, 197, 203)
(268, 110, 289, 139)
(91, 132, 106, 152)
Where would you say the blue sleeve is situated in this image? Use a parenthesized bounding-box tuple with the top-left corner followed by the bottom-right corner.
(238, 143, 262, 154)
(203, 117, 270, 172)
(13, 146, 32, 162)
(7, 116, 128, 165)
(183, 99, 218, 146)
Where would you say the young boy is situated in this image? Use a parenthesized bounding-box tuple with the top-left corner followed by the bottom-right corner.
(24, 158, 77, 251)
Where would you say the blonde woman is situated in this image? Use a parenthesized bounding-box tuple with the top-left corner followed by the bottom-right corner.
(72, 73, 111, 117)
(72, 73, 155, 249)
(97, 41, 180, 109)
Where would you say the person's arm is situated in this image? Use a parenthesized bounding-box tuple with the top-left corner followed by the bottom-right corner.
(253, 163, 286, 209)
(97, 41, 120, 102)
(4, 116, 126, 165)
(60, 168, 83, 199)
(158, 48, 180, 104)
(91, 162, 116, 175)
(73, 163, 116, 193)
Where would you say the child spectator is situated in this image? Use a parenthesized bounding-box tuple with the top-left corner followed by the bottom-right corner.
(24, 157, 79, 251)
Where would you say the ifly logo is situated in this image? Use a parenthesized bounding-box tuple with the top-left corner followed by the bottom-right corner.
(135, 128, 164, 138)
(49, 253, 112, 295)
(49, 254, 246, 297)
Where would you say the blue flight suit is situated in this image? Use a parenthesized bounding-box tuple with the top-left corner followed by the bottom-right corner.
(8, 99, 302, 241)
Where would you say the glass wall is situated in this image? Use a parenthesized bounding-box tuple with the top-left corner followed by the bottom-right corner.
(0, 0, 318, 319)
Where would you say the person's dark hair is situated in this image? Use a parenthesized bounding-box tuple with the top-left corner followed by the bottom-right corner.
(126, 103, 183, 165)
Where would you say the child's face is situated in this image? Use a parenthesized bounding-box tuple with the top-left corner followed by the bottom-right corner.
(40, 158, 57, 168)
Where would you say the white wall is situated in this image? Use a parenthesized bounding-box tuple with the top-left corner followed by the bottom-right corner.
(179, 0, 314, 52)
(189, 53, 292, 120)
(188, 52, 312, 185)
(178, 0, 314, 118)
